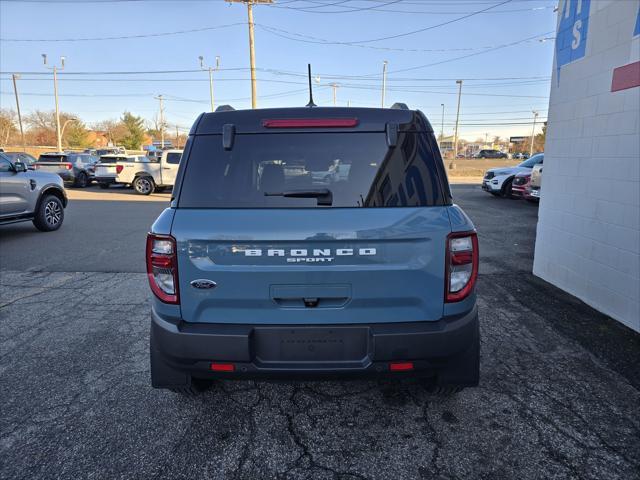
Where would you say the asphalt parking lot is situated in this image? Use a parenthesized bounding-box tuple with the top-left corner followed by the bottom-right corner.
(1, 185, 639, 480)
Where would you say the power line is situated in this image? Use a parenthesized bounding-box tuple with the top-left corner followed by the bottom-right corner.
(257, 23, 553, 53)
(272, 0, 552, 14)
(273, 0, 515, 45)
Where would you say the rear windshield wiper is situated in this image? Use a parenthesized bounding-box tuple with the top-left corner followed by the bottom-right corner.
(265, 188, 333, 206)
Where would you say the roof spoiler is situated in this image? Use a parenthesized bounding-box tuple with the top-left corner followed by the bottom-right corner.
(216, 105, 235, 112)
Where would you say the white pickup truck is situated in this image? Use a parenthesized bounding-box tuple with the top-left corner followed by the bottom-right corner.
(95, 154, 146, 189)
(115, 149, 183, 195)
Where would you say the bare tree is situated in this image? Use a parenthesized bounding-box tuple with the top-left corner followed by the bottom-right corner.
(0, 109, 18, 145)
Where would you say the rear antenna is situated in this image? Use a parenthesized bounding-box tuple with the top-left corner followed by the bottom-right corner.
(306, 64, 316, 107)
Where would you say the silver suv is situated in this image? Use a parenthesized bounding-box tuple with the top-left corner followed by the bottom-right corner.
(0, 152, 67, 231)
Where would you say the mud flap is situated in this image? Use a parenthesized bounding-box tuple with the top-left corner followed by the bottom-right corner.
(436, 315, 480, 387)
(150, 327, 190, 389)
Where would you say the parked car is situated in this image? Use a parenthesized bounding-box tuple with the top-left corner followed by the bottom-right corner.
(482, 153, 544, 197)
(116, 149, 182, 195)
(3, 152, 38, 170)
(147, 105, 479, 396)
(96, 147, 126, 156)
(95, 154, 146, 188)
(527, 162, 543, 202)
(511, 171, 531, 199)
(474, 149, 508, 159)
(310, 159, 351, 183)
(0, 152, 67, 231)
(35, 152, 99, 188)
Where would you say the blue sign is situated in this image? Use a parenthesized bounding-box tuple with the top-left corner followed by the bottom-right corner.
(556, 0, 592, 80)
(635, 4, 640, 36)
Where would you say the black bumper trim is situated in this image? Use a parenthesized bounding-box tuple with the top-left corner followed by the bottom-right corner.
(151, 307, 478, 378)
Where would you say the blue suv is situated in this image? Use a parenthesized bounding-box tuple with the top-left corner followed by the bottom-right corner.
(147, 105, 479, 395)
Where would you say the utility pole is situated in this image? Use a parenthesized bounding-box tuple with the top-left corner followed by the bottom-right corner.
(175, 125, 179, 148)
(154, 95, 165, 149)
(530, 110, 539, 157)
(12, 74, 26, 152)
(381, 60, 388, 108)
(42, 54, 65, 152)
(453, 80, 463, 159)
(227, 0, 272, 109)
(199, 55, 220, 112)
(485, 132, 489, 145)
(440, 103, 444, 142)
(331, 83, 339, 106)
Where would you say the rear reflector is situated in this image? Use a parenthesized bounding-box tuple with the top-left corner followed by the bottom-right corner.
(262, 118, 359, 128)
(389, 362, 414, 372)
(210, 363, 235, 372)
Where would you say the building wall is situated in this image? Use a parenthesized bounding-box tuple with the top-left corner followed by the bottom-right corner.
(534, 0, 640, 332)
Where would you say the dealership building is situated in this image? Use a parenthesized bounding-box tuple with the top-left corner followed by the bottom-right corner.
(534, 0, 640, 332)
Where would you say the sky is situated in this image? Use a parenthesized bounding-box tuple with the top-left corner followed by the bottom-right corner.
(0, 0, 558, 140)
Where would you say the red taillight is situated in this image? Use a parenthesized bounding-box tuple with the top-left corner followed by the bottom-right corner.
(445, 232, 479, 303)
(210, 363, 235, 372)
(115, 165, 124, 174)
(146, 234, 179, 304)
(389, 362, 414, 372)
(262, 118, 359, 128)
(64, 163, 73, 170)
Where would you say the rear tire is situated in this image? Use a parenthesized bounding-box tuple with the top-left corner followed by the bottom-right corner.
(74, 172, 89, 188)
(134, 176, 155, 195)
(32, 194, 64, 232)
(169, 379, 214, 396)
(426, 385, 463, 396)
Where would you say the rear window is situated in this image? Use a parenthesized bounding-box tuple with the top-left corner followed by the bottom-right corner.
(166, 152, 181, 164)
(178, 132, 446, 208)
(519, 153, 543, 168)
(38, 155, 67, 162)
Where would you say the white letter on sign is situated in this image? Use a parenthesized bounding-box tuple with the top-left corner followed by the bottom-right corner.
(572, 19, 582, 50)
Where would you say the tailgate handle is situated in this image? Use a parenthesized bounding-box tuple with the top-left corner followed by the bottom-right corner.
(303, 298, 319, 308)
(271, 284, 351, 309)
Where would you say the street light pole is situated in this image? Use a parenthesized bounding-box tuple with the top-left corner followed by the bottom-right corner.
(381, 60, 388, 108)
(199, 55, 220, 112)
(453, 80, 463, 158)
(331, 83, 338, 106)
(11, 74, 26, 152)
(60, 118, 78, 145)
(227, 0, 272, 109)
(530, 110, 539, 157)
(42, 54, 65, 152)
(154, 95, 165, 149)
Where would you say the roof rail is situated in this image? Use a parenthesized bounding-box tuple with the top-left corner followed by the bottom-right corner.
(390, 102, 409, 110)
(215, 105, 235, 112)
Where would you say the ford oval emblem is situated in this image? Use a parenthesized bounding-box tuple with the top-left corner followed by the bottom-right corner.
(190, 279, 217, 289)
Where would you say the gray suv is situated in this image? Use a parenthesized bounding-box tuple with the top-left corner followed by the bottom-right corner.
(35, 152, 99, 188)
(0, 152, 67, 231)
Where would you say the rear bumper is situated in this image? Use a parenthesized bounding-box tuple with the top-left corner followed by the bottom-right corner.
(96, 176, 116, 183)
(150, 307, 479, 385)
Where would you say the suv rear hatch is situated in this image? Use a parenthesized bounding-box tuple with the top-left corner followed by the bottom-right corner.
(36, 154, 72, 174)
(95, 155, 126, 179)
(172, 112, 453, 325)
